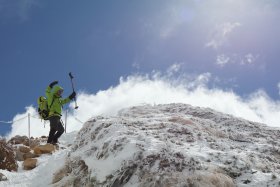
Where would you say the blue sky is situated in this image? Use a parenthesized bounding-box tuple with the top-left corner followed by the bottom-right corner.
(1, 0, 280, 135)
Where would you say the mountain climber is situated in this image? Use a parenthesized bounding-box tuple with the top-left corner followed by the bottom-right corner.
(46, 81, 76, 145)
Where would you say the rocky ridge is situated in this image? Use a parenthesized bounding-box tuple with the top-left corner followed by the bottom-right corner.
(0, 135, 58, 183)
(53, 103, 280, 187)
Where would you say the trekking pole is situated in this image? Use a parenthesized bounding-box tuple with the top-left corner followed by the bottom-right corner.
(69, 72, 79, 109)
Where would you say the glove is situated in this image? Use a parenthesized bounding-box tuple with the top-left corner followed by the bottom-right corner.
(69, 91, 76, 100)
(49, 81, 58, 88)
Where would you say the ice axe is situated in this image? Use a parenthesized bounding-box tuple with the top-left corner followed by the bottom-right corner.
(69, 72, 79, 109)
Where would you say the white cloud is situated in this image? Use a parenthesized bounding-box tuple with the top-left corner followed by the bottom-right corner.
(215, 53, 261, 68)
(167, 63, 182, 76)
(206, 22, 241, 49)
(216, 54, 231, 67)
(6, 68, 280, 139)
(193, 72, 211, 87)
(241, 53, 258, 65)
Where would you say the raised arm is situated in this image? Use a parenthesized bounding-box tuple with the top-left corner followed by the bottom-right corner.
(61, 91, 76, 105)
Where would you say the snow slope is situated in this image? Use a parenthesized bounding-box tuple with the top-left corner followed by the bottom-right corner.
(1, 103, 280, 187)
(53, 104, 280, 187)
(0, 131, 77, 187)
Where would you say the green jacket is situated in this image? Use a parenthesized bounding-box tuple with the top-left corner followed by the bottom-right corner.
(45, 85, 71, 117)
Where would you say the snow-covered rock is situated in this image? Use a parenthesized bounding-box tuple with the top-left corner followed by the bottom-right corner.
(1, 103, 280, 187)
(8, 135, 29, 146)
(0, 131, 77, 186)
(53, 103, 280, 187)
(0, 140, 18, 172)
(0, 172, 8, 181)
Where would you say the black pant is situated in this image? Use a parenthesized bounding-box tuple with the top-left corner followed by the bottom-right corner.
(47, 116, 64, 144)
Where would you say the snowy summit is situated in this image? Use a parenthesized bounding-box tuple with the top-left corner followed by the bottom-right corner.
(1, 103, 280, 187)
(54, 104, 280, 186)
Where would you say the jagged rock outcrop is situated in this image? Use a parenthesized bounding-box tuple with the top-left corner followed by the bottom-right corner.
(0, 140, 18, 171)
(3, 135, 57, 172)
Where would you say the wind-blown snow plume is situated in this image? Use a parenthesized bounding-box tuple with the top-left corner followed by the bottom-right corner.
(6, 70, 280, 138)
